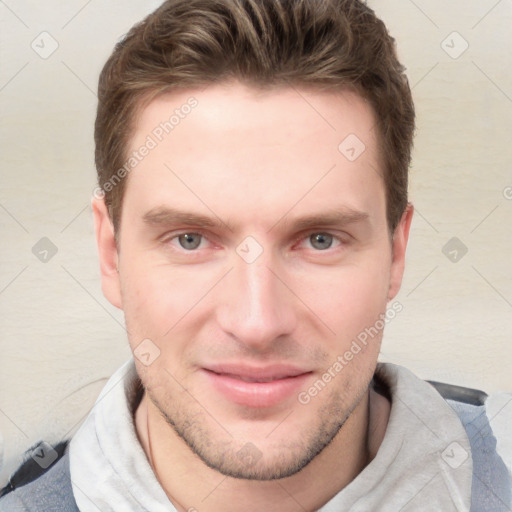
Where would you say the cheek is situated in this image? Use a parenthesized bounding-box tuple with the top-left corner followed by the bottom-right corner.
(119, 258, 218, 380)
(297, 259, 391, 337)
(120, 267, 195, 390)
(120, 258, 205, 329)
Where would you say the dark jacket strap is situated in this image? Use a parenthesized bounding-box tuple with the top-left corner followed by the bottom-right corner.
(0, 441, 79, 512)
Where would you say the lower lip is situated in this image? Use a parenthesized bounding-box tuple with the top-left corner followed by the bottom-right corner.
(203, 370, 311, 408)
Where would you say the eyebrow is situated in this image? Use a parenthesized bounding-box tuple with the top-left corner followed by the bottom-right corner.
(275, 207, 370, 232)
(142, 207, 231, 230)
(142, 206, 369, 234)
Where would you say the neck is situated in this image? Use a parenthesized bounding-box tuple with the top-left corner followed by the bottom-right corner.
(135, 386, 390, 512)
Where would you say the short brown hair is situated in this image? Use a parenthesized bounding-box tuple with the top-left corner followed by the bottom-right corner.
(95, 0, 415, 233)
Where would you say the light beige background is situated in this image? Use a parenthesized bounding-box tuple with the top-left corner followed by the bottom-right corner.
(1, 0, 511, 485)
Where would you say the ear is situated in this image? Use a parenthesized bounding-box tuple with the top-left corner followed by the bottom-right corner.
(91, 197, 122, 309)
(387, 203, 414, 302)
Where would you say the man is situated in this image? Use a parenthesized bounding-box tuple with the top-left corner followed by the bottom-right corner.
(1, 0, 510, 510)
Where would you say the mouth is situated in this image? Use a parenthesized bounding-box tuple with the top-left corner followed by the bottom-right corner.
(201, 364, 312, 408)
(219, 373, 297, 383)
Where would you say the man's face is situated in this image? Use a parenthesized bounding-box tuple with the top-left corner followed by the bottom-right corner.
(95, 82, 410, 479)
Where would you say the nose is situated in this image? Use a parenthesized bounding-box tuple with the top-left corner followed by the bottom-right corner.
(216, 249, 297, 352)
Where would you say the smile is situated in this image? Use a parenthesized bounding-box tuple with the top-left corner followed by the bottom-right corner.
(201, 365, 312, 408)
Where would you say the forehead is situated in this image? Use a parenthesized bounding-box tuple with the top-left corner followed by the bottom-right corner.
(134, 82, 378, 148)
(122, 82, 385, 232)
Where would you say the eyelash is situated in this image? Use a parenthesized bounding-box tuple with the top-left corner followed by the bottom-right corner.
(162, 230, 346, 253)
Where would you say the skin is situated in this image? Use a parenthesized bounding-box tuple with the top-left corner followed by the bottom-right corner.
(93, 81, 413, 512)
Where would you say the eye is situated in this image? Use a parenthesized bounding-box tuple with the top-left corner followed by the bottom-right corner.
(308, 232, 337, 250)
(176, 233, 203, 250)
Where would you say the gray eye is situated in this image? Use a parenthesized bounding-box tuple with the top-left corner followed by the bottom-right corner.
(309, 233, 333, 250)
(178, 233, 202, 250)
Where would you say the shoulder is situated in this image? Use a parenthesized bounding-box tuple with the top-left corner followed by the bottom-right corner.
(428, 381, 512, 511)
(0, 440, 79, 512)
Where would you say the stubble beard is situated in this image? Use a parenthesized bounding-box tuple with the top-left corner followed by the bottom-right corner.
(145, 382, 368, 481)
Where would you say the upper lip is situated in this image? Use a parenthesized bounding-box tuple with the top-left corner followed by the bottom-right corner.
(203, 363, 311, 382)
